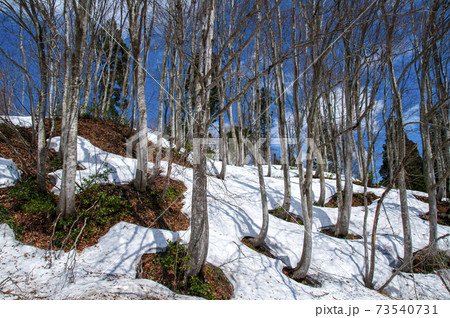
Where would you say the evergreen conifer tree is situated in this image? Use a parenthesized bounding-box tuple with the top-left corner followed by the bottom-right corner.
(380, 136, 426, 192)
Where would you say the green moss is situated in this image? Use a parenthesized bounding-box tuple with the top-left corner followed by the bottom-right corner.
(52, 183, 131, 248)
(148, 240, 216, 299)
(148, 184, 184, 206)
(8, 178, 56, 214)
(269, 204, 304, 225)
(48, 156, 63, 171)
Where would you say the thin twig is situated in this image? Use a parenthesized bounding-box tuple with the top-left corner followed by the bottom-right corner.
(377, 233, 450, 292)
(436, 270, 450, 293)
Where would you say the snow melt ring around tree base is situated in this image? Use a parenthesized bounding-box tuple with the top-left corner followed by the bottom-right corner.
(0, 222, 198, 299)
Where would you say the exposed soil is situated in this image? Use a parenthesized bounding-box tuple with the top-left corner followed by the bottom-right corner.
(241, 237, 276, 259)
(268, 208, 304, 225)
(0, 124, 39, 176)
(410, 246, 450, 274)
(353, 180, 381, 188)
(0, 175, 188, 252)
(324, 192, 380, 208)
(0, 116, 233, 299)
(147, 143, 193, 169)
(282, 267, 322, 287)
(137, 242, 233, 300)
(1, 117, 189, 252)
(320, 226, 362, 240)
(414, 195, 450, 226)
(1, 117, 193, 176)
(0, 117, 130, 177)
(74, 117, 130, 157)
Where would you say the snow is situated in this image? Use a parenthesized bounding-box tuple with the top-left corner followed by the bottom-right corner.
(0, 156, 20, 188)
(0, 127, 449, 300)
(0, 222, 194, 299)
(176, 163, 450, 300)
(147, 129, 188, 154)
(147, 129, 171, 149)
(206, 158, 219, 176)
(48, 136, 143, 194)
(0, 116, 33, 128)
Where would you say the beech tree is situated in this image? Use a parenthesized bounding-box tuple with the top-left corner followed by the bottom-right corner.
(248, 2, 269, 248)
(267, 4, 291, 216)
(381, 0, 413, 271)
(58, 0, 92, 218)
(413, 0, 450, 249)
(291, 0, 334, 280)
(184, 0, 216, 278)
(0, 0, 57, 193)
(127, 0, 155, 192)
(184, 0, 285, 277)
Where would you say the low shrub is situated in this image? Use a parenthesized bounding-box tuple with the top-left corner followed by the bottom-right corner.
(137, 240, 233, 299)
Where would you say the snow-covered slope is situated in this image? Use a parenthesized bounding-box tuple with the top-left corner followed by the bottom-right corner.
(0, 222, 194, 299)
(0, 116, 33, 128)
(0, 156, 20, 188)
(175, 163, 449, 300)
(0, 132, 449, 300)
(48, 136, 141, 195)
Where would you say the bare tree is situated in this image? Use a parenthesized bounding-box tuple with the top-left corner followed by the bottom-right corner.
(184, 0, 284, 278)
(381, 0, 413, 271)
(413, 0, 450, 249)
(58, 0, 92, 217)
(267, 4, 291, 216)
(184, 0, 216, 279)
(127, 0, 153, 192)
(335, 0, 378, 237)
(291, 0, 332, 280)
(248, 2, 269, 249)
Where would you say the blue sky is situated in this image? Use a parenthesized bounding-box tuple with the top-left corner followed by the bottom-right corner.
(0, 2, 444, 181)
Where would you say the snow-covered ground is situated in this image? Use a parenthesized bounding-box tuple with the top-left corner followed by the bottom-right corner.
(0, 116, 33, 128)
(0, 128, 449, 299)
(48, 136, 140, 195)
(0, 157, 20, 188)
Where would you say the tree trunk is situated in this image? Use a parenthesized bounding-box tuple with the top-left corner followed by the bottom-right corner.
(388, 56, 413, 271)
(58, 0, 90, 217)
(235, 48, 245, 166)
(419, 74, 438, 249)
(36, 26, 49, 193)
(185, 0, 215, 279)
(415, 3, 441, 248)
(314, 120, 326, 206)
(127, 0, 149, 192)
(335, 120, 353, 236)
(335, 37, 354, 238)
(80, 36, 95, 116)
(119, 54, 132, 123)
(292, 130, 315, 280)
(151, 44, 169, 179)
(218, 78, 227, 180)
(99, 23, 116, 117)
(249, 6, 269, 248)
(268, 6, 290, 216)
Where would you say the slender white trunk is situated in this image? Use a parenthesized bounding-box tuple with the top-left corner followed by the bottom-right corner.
(127, 0, 150, 192)
(250, 6, 269, 247)
(119, 54, 132, 123)
(185, 0, 215, 279)
(151, 44, 169, 178)
(58, 0, 90, 217)
(388, 56, 413, 270)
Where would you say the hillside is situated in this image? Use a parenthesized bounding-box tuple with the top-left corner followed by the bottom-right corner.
(0, 117, 449, 300)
